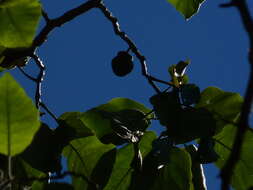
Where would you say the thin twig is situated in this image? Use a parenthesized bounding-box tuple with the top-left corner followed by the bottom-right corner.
(220, 1, 253, 190)
(17, 66, 37, 82)
(148, 75, 174, 86)
(41, 9, 50, 23)
(40, 102, 58, 123)
(30, 54, 45, 109)
(97, 1, 162, 93)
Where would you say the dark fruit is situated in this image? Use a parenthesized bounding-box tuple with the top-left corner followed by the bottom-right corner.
(111, 51, 133, 77)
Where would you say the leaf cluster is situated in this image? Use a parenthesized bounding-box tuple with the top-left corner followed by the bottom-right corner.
(0, 0, 252, 190)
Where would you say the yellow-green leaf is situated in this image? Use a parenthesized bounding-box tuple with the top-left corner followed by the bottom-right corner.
(0, 73, 40, 156)
(0, 0, 41, 47)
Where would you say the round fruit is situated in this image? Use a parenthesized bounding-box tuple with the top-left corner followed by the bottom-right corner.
(111, 51, 133, 77)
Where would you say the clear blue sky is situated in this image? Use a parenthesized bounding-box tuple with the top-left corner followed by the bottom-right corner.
(10, 0, 253, 189)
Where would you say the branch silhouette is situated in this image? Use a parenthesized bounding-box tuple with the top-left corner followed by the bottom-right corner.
(220, 1, 253, 190)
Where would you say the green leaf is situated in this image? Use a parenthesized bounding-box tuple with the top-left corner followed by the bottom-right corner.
(33, 183, 74, 190)
(55, 112, 93, 148)
(103, 131, 156, 190)
(167, 0, 205, 20)
(13, 157, 47, 188)
(0, 0, 41, 48)
(151, 147, 193, 190)
(214, 125, 253, 190)
(80, 98, 153, 145)
(0, 73, 40, 156)
(103, 144, 135, 190)
(138, 131, 157, 158)
(133, 147, 193, 190)
(63, 132, 156, 190)
(196, 87, 242, 121)
(195, 87, 224, 107)
(63, 136, 115, 189)
(196, 87, 243, 133)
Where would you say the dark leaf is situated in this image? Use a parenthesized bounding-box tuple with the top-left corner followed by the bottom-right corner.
(21, 123, 62, 174)
(150, 91, 181, 126)
(196, 137, 219, 164)
(167, 107, 216, 144)
(181, 84, 200, 106)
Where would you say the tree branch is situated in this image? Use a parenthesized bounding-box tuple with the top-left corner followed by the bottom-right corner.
(32, 0, 101, 48)
(30, 54, 46, 109)
(97, 1, 163, 93)
(220, 1, 253, 190)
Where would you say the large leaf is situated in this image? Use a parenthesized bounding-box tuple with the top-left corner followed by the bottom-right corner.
(131, 146, 194, 190)
(169, 107, 216, 144)
(150, 91, 181, 127)
(151, 147, 193, 190)
(0, 73, 40, 155)
(0, 0, 41, 48)
(196, 87, 243, 133)
(104, 132, 156, 190)
(196, 87, 242, 122)
(214, 124, 253, 190)
(55, 112, 93, 148)
(80, 98, 153, 145)
(150, 91, 215, 144)
(167, 0, 205, 19)
(63, 132, 156, 190)
(63, 136, 115, 189)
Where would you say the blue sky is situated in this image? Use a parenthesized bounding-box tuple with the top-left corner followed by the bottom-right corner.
(10, 0, 253, 189)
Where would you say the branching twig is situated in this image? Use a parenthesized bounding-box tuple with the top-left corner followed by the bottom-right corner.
(97, 2, 163, 93)
(32, 0, 101, 48)
(220, 1, 253, 190)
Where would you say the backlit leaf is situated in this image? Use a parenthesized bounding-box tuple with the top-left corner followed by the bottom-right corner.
(214, 125, 253, 190)
(167, 0, 205, 20)
(0, 0, 41, 47)
(0, 73, 40, 155)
